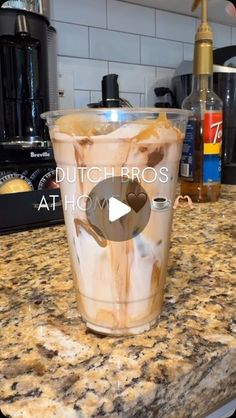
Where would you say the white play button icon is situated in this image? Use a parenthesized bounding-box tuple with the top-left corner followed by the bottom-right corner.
(86, 177, 151, 241)
(109, 197, 131, 223)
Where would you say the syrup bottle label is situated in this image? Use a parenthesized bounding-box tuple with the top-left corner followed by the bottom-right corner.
(203, 112, 223, 184)
(180, 119, 195, 179)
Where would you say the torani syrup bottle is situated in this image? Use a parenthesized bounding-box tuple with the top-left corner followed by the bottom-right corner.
(180, 0, 223, 203)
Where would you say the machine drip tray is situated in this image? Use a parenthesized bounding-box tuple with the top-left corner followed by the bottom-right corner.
(0, 189, 64, 235)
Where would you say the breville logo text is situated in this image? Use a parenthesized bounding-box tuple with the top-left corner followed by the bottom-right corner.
(30, 151, 50, 158)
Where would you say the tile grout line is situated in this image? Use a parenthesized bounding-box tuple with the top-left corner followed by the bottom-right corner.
(58, 55, 169, 69)
(53, 18, 192, 43)
(58, 55, 176, 72)
(139, 35, 141, 65)
(88, 27, 90, 59)
(106, 0, 108, 30)
(155, 9, 157, 38)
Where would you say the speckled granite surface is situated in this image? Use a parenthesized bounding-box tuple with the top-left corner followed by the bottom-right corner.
(0, 186, 236, 418)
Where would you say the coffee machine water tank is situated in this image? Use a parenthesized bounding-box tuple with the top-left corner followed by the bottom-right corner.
(0, 0, 57, 151)
(1, 15, 48, 144)
(0, 0, 63, 234)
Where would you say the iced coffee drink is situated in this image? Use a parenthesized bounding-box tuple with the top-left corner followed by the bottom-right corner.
(42, 109, 188, 335)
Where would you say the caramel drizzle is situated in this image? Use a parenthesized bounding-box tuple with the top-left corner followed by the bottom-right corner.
(74, 219, 107, 248)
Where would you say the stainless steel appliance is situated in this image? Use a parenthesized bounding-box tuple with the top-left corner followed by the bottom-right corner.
(0, 0, 63, 234)
(172, 53, 236, 185)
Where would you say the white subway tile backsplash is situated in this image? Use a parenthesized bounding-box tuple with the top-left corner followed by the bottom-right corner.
(74, 90, 90, 108)
(232, 27, 236, 44)
(90, 91, 102, 104)
(211, 22, 231, 48)
(140, 94, 145, 107)
(74, 59, 108, 90)
(50, 0, 55, 20)
(156, 10, 196, 43)
(54, 22, 88, 58)
(109, 62, 156, 93)
(58, 56, 108, 90)
(144, 69, 175, 106)
(90, 28, 139, 63)
(156, 67, 175, 80)
(58, 66, 74, 110)
(120, 92, 140, 107)
(54, 1, 235, 105)
(52, 0, 106, 28)
(107, 0, 155, 36)
(184, 43, 194, 61)
(141, 37, 183, 68)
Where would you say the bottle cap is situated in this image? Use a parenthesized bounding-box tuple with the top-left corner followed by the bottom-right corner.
(192, 0, 213, 42)
(192, 0, 213, 75)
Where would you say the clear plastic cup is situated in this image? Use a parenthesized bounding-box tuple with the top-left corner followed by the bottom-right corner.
(42, 109, 189, 335)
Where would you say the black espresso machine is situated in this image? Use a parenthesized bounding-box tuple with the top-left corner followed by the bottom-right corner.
(0, 0, 63, 234)
(172, 47, 236, 185)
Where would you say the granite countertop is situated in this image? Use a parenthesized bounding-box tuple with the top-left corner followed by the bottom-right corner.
(0, 186, 236, 418)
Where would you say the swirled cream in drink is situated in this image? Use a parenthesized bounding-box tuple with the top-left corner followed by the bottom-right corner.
(42, 109, 188, 335)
